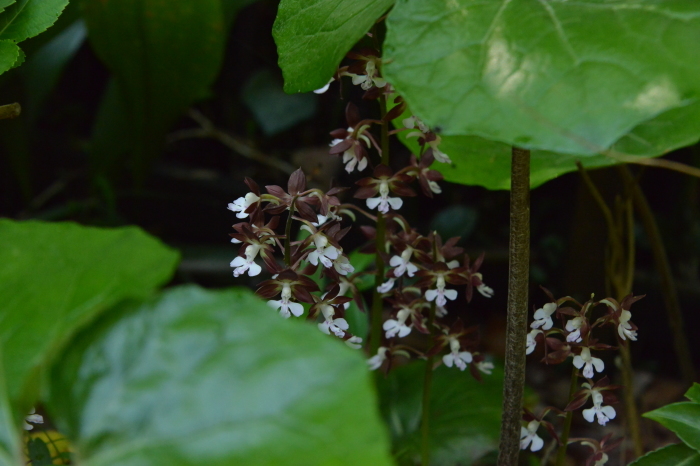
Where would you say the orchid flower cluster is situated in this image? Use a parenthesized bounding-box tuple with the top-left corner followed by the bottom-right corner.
(520, 289, 643, 464)
(227, 46, 494, 378)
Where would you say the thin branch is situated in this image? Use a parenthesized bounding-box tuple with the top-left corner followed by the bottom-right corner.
(167, 109, 296, 175)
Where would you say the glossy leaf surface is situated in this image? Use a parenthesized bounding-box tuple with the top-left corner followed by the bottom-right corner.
(0, 220, 179, 405)
(47, 286, 393, 466)
(645, 402, 700, 452)
(0, 0, 68, 43)
(378, 360, 502, 465)
(273, 0, 394, 93)
(384, 0, 700, 155)
(630, 443, 700, 466)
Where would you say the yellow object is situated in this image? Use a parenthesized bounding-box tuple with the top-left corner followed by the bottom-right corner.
(24, 430, 72, 465)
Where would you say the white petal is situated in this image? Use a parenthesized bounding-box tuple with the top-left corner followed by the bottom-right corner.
(572, 355, 584, 369)
(366, 197, 382, 210)
(387, 197, 403, 210)
(443, 289, 458, 301)
(582, 407, 596, 423)
(592, 357, 605, 373)
(425, 289, 438, 302)
(389, 255, 403, 267)
(442, 353, 454, 367)
(230, 256, 246, 267)
(318, 322, 331, 335)
(288, 302, 304, 317)
(530, 435, 544, 452)
(334, 318, 349, 331)
(459, 351, 473, 364)
(248, 262, 262, 276)
(601, 405, 616, 420)
(267, 300, 282, 310)
(398, 326, 412, 338)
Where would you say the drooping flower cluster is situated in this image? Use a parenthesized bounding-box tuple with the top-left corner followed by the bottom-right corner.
(519, 289, 642, 461)
(228, 45, 494, 380)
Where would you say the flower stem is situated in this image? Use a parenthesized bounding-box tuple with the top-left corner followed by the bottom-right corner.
(619, 340, 644, 458)
(284, 199, 296, 267)
(421, 303, 437, 466)
(619, 166, 696, 384)
(497, 147, 531, 466)
(370, 94, 391, 354)
(555, 367, 579, 466)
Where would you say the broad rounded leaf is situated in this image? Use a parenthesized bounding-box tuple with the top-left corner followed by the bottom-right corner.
(629, 443, 700, 466)
(383, 0, 700, 156)
(0, 220, 179, 406)
(0, 39, 18, 75)
(378, 360, 502, 465)
(47, 286, 393, 466)
(645, 402, 700, 451)
(273, 0, 394, 93)
(0, 0, 68, 43)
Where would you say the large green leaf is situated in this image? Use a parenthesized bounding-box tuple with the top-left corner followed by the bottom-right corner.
(0, 0, 68, 43)
(0, 39, 18, 75)
(81, 0, 226, 177)
(630, 443, 700, 466)
(273, 0, 394, 93)
(0, 220, 179, 408)
(645, 402, 700, 452)
(378, 360, 502, 465)
(47, 286, 393, 466)
(383, 0, 700, 157)
(396, 95, 700, 191)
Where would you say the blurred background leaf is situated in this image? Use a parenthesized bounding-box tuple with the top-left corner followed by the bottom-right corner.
(0, 220, 179, 411)
(47, 285, 393, 466)
(377, 360, 503, 465)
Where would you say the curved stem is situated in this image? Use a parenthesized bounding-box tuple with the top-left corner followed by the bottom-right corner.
(555, 367, 579, 466)
(498, 147, 531, 466)
(619, 166, 696, 384)
(421, 303, 437, 466)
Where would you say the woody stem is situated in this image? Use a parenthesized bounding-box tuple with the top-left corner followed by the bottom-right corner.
(497, 147, 531, 466)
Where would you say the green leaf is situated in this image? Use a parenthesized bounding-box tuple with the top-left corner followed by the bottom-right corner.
(23, 20, 86, 119)
(241, 69, 318, 136)
(629, 443, 700, 466)
(47, 286, 393, 466)
(378, 360, 502, 465)
(645, 402, 700, 451)
(81, 0, 226, 177)
(0, 220, 180, 407)
(0, 39, 18, 75)
(686, 383, 700, 405)
(395, 110, 688, 190)
(384, 0, 700, 157)
(0, 0, 68, 43)
(273, 0, 394, 93)
(27, 438, 53, 466)
(0, 356, 20, 466)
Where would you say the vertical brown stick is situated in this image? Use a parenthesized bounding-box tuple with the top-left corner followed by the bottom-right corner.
(498, 147, 531, 466)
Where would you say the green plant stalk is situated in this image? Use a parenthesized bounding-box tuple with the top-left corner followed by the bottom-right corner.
(619, 166, 696, 384)
(618, 340, 643, 458)
(555, 367, 580, 466)
(284, 199, 296, 266)
(421, 302, 437, 466)
(497, 147, 531, 466)
(370, 94, 391, 354)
